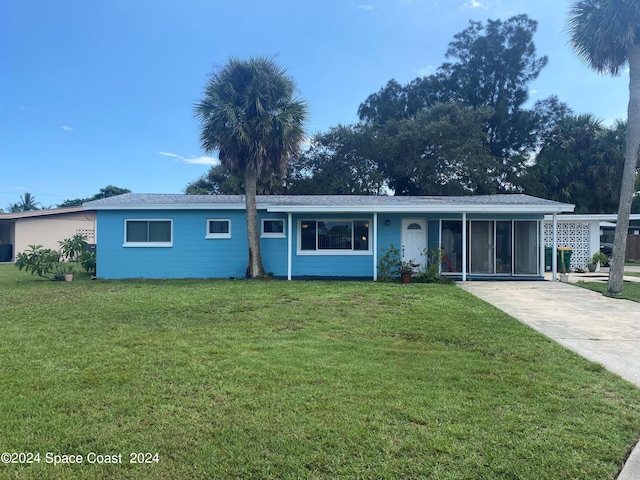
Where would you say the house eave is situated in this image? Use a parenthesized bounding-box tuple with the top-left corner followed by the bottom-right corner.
(87, 203, 574, 215)
(267, 205, 574, 214)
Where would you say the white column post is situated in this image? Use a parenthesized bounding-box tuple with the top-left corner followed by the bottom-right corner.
(539, 220, 545, 278)
(287, 213, 292, 281)
(373, 213, 378, 281)
(552, 214, 558, 282)
(462, 212, 467, 282)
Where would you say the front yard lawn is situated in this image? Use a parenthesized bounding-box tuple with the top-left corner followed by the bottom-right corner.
(576, 281, 640, 302)
(2, 264, 640, 479)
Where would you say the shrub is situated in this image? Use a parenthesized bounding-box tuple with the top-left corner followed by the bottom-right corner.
(15, 245, 64, 280)
(377, 245, 401, 282)
(414, 248, 455, 285)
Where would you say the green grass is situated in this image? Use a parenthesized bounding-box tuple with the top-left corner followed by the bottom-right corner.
(2, 264, 640, 479)
(575, 280, 640, 302)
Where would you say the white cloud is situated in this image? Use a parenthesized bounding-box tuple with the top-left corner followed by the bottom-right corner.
(61, 125, 73, 132)
(358, 4, 374, 10)
(530, 89, 538, 95)
(158, 151, 219, 166)
(416, 66, 435, 76)
(460, 0, 487, 9)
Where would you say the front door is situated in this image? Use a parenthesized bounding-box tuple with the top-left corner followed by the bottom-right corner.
(402, 218, 427, 269)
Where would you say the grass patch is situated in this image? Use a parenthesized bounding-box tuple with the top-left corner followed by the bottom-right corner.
(2, 264, 640, 478)
(575, 281, 640, 302)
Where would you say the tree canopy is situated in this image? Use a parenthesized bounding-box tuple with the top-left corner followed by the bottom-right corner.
(58, 185, 131, 208)
(8, 192, 40, 212)
(357, 14, 550, 191)
(518, 114, 626, 213)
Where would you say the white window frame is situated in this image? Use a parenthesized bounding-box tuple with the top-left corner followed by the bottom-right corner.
(297, 218, 372, 256)
(261, 219, 286, 238)
(206, 219, 231, 239)
(123, 219, 173, 247)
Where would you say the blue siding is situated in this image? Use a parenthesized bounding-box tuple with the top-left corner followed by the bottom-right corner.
(95, 209, 546, 279)
(96, 210, 288, 279)
(376, 214, 403, 259)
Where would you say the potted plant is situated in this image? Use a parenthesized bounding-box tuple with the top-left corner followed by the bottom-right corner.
(587, 251, 609, 272)
(398, 260, 418, 283)
(558, 247, 571, 283)
(63, 264, 75, 282)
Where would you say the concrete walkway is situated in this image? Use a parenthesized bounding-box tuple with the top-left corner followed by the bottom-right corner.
(457, 279, 640, 480)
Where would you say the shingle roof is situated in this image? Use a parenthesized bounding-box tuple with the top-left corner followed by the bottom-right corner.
(0, 206, 87, 220)
(84, 193, 574, 214)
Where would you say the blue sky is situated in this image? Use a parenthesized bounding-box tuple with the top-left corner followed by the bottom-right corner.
(0, 0, 630, 209)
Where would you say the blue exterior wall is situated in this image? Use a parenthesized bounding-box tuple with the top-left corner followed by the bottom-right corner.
(96, 209, 288, 279)
(95, 209, 546, 279)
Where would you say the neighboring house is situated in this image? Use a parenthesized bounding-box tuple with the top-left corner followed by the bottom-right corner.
(0, 207, 96, 262)
(84, 193, 573, 281)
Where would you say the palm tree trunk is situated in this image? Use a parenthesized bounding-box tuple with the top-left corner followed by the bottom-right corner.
(244, 171, 266, 278)
(608, 43, 640, 295)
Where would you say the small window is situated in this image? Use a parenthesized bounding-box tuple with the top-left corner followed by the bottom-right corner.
(407, 223, 422, 230)
(206, 219, 231, 239)
(262, 219, 285, 238)
(124, 219, 172, 247)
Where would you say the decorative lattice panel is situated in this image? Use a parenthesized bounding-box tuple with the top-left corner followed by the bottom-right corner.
(75, 229, 95, 243)
(544, 222, 590, 270)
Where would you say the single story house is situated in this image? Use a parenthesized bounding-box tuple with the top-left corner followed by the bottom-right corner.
(0, 207, 96, 262)
(84, 193, 574, 281)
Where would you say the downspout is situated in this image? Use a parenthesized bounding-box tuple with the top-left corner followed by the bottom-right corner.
(462, 212, 467, 282)
(373, 213, 378, 281)
(552, 213, 557, 282)
(287, 212, 292, 281)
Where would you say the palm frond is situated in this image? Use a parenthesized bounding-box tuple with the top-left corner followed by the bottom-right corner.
(567, 0, 639, 75)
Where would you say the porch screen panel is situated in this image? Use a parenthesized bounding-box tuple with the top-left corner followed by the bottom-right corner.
(514, 221, 539, 275)
(495, 221, 512, 274)
(470, 221, 495, 274)
(441, 220, 462, 273)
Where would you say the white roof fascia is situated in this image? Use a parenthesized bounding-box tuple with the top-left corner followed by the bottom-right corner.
(543, 214, 640, 221)
(86, 200, 574, 215)
(267, 205, 574, 214)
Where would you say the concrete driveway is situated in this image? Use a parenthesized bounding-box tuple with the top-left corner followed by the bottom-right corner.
(457, 280, 640, 479)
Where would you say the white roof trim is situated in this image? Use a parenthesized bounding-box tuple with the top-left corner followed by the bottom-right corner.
(544, 214, 640, 221)
(267, 205, 574, 214)
(89, 203, 573, 214)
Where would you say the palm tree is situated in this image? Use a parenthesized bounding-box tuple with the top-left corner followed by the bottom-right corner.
(568, 0, 640, 295)
(11, 192, 40, 212)
(195, 57, 307, 278)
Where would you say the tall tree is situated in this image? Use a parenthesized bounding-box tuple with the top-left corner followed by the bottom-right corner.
(195, 56, 307, 278)
(568, 0, 640, 295)
(58, 185, 131, 207)
(185, 164, 283, 195)
(519, 114, 625, 212)
(359, 15, 549, 190)
(286, 124, 386, 195)
(377, 103, 497, 195)
(9, 192, 40, 212)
